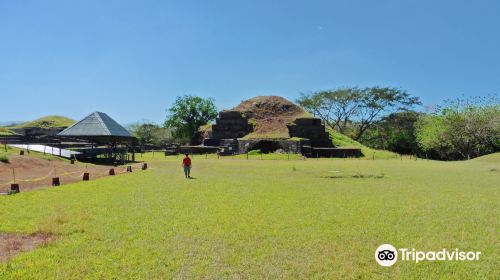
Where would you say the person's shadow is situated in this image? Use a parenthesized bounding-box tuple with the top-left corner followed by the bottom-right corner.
(188, 177, 197, 180)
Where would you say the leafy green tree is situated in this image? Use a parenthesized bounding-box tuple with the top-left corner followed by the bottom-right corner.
(297, 87, 420, 140)
(164, 95, 218, 143)
(129, 122, 173, 146)
(415, 96, 500, 160)
(360, 111, 423, 155)
(297, 88, 362, 134)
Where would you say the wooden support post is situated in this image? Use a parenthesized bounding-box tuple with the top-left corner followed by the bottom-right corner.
(83, 172, 90, 181)
(142, 163, 147, 170)
(109, 168, 115, 175)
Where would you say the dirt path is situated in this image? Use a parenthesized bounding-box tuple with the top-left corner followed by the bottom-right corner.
(0, 155, 143, 193)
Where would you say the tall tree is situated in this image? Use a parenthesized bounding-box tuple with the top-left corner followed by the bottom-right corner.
(164, 95, 218, 143)
(297, 88, 361, 134)
(297, 87, 420, 140)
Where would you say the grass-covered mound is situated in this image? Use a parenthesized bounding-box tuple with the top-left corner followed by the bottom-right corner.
(232, 96, 311, 139)
(0, 127, 16, 136)
(0, 154, 498, 278)
(469, 152, 500, 162)
(328, 129, 399, 159)
(10, 116, 75, 129)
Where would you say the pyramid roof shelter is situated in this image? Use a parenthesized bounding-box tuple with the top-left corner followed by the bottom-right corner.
(58, 112, 136, 144)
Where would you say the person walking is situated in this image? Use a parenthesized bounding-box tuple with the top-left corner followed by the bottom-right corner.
(182, 154, 192, 178)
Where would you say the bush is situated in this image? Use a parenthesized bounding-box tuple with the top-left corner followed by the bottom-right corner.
(247, 149, 262, 155)
(0, 153, 10, 163)
(415, 97, 500, 160)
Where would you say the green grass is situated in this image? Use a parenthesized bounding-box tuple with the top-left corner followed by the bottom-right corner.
(0, 153, 498, 279)
(10, 116, 75, 129)
(328, 129, 399, 159)
(0, 152, 9, 163)
(0, 127, 16, 136)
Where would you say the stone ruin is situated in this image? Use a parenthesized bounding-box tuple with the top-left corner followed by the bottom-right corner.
(287, 118, 333, 148)
(212, 111, 252, 140)
(200, 96, 361, 157)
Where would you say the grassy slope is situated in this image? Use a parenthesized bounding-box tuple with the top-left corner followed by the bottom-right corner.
(0, 127, 15, 136)
(10, 116, 75, 129)
(0, 153, 498, 279)
(328, 129, 399, 159)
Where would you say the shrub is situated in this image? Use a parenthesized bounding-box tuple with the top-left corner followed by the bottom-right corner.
(0, 153, 10, 163)
(247, 149, 262, 155)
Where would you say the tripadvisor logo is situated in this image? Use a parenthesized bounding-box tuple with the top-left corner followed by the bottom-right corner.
(375, 244, 398, 267)
(375, 244, 481, 267)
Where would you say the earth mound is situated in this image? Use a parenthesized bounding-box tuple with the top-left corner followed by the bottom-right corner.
(11, 116, 75, 129)
(230, 96, 309, 138)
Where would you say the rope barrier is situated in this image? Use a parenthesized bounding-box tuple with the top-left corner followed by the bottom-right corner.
(0, 162, 148, 188)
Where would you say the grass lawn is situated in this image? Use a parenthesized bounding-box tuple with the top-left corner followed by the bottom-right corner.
(0, 153, 499, 279)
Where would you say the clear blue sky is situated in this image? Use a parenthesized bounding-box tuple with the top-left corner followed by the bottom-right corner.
(1, 0, 499, 124)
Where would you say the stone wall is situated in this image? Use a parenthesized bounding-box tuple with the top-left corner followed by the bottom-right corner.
(237, 139, 302, 154)
(12, 127, 64, 137)
(211, 111, 252, 139)
(287, 118, 333, 147)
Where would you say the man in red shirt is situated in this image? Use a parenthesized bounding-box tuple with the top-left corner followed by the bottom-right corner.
(182, 154, 192, 178)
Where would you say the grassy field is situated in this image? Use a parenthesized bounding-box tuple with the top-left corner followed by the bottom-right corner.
(0, 153, 499, 279)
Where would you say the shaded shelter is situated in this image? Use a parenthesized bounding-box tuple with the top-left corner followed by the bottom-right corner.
(58, 112, 137, 163)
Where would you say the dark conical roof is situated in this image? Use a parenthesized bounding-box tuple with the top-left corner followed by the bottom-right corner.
(58, 112, 132, 137)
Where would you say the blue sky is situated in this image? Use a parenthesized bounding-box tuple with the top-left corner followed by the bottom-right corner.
(1, 0, 499, 124)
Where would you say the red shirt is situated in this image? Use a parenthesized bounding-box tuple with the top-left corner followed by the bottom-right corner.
(182, 157, 191, 167)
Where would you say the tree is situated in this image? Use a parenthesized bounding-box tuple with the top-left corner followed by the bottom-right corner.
(164, 95, 218, 143)
(415, 96, 500, 160)
(359, 111, 423, 155)
(129, 122, 173, 146)
(297, 88, 362, 134)
(297, 87, 420, 140)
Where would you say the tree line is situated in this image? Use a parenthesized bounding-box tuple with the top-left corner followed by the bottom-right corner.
(297, 88, 499, 160)
(129, 89, 499, 160)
